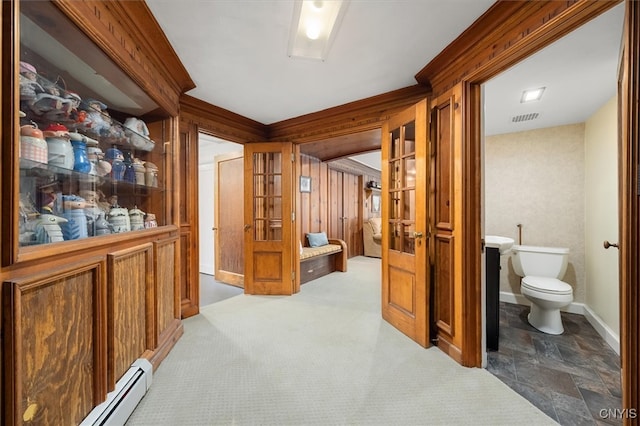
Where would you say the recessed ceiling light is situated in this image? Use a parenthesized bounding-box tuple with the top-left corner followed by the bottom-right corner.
(521, 87, 545, 103)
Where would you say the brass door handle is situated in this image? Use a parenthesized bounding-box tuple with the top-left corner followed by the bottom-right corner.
(603, 240, 619, 249)
(244, 224, 251, 231)
(413, 231, 423, 239)
(212, 227, 218, 231)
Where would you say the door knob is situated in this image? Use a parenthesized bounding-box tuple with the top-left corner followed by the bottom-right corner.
(244, 224, 251, 231)
(413, 231, 423, 239)
(603, 240, 619, 249)
(212, 227, 218, 231)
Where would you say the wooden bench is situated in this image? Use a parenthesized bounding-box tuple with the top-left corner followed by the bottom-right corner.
(300, 238, 348, 284)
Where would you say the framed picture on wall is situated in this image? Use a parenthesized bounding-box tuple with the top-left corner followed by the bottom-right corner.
(300, 176, 311, 193)
(371, 193, 381, 213)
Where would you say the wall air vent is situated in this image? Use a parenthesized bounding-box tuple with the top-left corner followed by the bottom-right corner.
(512, 113, 539, 123)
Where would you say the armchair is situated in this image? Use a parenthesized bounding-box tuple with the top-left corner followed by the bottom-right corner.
(363, 217, 382, 258)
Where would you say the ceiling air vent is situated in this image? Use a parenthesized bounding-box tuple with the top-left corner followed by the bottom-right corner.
(512, 113, 539, 123)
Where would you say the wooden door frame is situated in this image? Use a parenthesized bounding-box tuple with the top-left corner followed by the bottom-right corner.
(447, 0, 637, 416)
(619, 0, 639, 416)
(417, 0, 625, 366)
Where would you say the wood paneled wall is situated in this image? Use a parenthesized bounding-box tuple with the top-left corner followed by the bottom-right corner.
(2, 234, 181, 425)
(178, 121, 199, 318)
(299, 155, 329, 240)
(298, 154, 380, 257)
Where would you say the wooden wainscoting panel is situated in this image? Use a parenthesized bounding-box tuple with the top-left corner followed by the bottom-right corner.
(155, 237, 178, 340)
(3, 261, 106, 425)
(148, 236, 184, 370)
(107, 244, 153, 388)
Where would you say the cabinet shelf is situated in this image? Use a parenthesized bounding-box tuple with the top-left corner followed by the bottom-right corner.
(19, 158, 165, 193)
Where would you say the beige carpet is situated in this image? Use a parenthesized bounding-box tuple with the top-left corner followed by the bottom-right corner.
(126, 256, 556, 425)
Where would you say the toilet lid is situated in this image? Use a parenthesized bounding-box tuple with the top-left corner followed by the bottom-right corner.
(522, 276, 573, 295)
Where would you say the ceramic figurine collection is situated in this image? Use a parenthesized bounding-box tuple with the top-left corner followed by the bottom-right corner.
(18, 60, 161, 246)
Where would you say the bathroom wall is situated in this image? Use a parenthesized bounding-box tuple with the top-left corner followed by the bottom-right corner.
(584, 96, 619, 337)
(485, 123, 586, 303)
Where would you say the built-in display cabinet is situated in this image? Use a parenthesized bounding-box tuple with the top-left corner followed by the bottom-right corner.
(1, 1, 194, 424)
(18, 2, 167, 248)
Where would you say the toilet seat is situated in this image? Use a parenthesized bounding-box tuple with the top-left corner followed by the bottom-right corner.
(522, 276, 572, 295)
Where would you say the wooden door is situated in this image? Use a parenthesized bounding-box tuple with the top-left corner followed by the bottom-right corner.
(343, 172, 361, 257)
(243, 142, 296, 295)
(328, 169, 361, 257)
(214, 152, 244, 287)
(328, 168, 345, 240)
(430, 85, 463, 360)
(381, 99, 429, 347)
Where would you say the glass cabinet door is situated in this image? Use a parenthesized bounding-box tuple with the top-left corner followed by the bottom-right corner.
(17, 1, 169, 249)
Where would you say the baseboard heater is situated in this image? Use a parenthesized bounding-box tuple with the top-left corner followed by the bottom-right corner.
(80, 359, 153, 426)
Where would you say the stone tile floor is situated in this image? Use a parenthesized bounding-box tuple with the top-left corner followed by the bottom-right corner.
(487, 302, 622, 425)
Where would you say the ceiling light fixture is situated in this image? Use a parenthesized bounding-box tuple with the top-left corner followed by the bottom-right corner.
(521, 87, 546, 103)
(288, 0, 349, 61)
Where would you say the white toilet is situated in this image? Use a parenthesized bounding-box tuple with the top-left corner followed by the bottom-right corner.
(511, 245, 574, 335)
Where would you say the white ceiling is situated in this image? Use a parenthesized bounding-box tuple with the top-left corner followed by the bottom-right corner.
(146, 0, 495, 124)
(484, 2, 624, 136)
(148, 1, 625, 170)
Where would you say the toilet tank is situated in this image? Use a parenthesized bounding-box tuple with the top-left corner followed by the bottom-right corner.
(511, 245, 569, 279)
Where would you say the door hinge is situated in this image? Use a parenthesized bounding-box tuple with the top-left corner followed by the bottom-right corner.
(292, 271, 295, 281)
(291, 153, 295, 162)
(291, 211, 295, 221)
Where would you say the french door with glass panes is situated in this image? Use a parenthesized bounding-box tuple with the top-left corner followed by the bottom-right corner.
(381, 100, 430, 346)
(243, 142, 296, 295)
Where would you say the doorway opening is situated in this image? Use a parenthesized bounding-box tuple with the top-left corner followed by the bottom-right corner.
(481, 4, 624, 422)
(198, 132, 244, 306)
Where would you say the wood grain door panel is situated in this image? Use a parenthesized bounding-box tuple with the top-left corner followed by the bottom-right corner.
(328, 168, 344, 240)
(178, 122, 199, 318)
(215, 153, 245, 287)
(431, 85, 463, 362)
(434, 234, 454, 337)
(328, 169, 362, 257)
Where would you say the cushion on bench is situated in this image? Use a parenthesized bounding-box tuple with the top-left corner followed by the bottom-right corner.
(300, 244, 342, 261)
